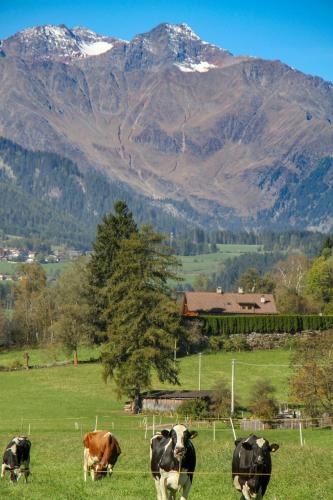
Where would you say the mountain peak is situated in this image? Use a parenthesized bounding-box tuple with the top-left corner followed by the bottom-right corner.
(124, 22, 231, 71)
(1, 24, 118, 61)
(157, 22, 201, 40)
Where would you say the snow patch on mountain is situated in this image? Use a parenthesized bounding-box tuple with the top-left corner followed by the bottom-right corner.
(174, 61, 218, 73)
(79, 41, 113, 56)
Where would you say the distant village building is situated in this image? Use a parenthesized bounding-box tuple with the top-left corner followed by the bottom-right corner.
(182, 290, 277, 316)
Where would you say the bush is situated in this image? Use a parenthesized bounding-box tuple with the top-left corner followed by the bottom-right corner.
(223, 335, 251, 352)
(249, 380, 279, 421)
(208, 336, 224, 351)
(177, 398, 210, 418)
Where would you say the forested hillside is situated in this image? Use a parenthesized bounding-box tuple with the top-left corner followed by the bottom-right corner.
(0, 138, 192, 248)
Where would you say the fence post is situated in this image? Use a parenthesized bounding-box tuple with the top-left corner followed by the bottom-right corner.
(230, 417, 237, 441)
(213, 421, 216, 441)
(299, 422, 304, 447)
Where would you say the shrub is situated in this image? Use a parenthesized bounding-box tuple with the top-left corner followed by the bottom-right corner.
(177, 398, 210, 418)
(223, 335, 250, 352)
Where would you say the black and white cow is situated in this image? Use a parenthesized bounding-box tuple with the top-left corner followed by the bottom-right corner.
(150, 424, 198, 500)
(1, 436, 31, 483)
(232, 434, 279, 499)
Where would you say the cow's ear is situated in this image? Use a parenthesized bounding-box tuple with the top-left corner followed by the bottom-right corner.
(235, 438, 243, 447)
(189, 431, 198, 439)
(242, 442, 252, 451)
(161, 430, 170, 438)
(270, 443, 279, 452)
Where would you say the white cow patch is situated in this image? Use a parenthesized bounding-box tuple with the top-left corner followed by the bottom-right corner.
(256, 438, 265, 448)
(173, 424, 187, 457)
(242, 482, 252, 500)
(233, 475, 242, 491)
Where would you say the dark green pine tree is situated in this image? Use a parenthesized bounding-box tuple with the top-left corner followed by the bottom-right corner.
(88, 201, 138, 333)
(101, 225, 182, 411)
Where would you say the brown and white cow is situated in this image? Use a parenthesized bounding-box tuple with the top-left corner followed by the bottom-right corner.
(83, 430, 121, 481)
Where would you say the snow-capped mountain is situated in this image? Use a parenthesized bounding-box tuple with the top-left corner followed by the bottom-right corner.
(0, 24, 122, 61)
(123, 22, 231, 71)
(0, 22, 333, 232)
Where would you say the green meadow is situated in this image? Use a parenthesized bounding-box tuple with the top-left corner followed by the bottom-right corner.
(0, 347, 332, 498)
(179, 244, 262, 285)
(0, 261, 69, 278)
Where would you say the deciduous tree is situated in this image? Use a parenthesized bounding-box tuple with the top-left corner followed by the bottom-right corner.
(51, 257, 93, 364)
(291, 331, 333, 417)
(249, 380, 279, 421)
(13, 263, 47, 344)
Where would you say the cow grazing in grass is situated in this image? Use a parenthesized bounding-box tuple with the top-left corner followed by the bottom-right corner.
(232, 434, 279, 499)
(150, 424, 198, 500)
(83, 430, 121, 481)
(1, 436, 31, 483)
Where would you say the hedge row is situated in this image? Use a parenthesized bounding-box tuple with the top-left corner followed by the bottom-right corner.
(202, 315, 333, 335)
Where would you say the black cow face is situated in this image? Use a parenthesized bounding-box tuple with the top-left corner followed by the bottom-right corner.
(241, 437, 279, 468)
(162, 425, 198, 459)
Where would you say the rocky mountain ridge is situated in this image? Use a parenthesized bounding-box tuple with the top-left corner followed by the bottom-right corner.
(0, 22, 332, 231)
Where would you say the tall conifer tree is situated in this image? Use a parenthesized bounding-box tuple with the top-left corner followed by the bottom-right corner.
(88, 201, 138, 333)
(101, 225, 182, 410)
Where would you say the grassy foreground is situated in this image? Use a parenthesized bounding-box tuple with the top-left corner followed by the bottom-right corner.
(0, 350, 332, 499)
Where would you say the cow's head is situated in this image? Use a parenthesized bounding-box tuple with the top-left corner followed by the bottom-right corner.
(92, 463, 107, 480)
(161, 424, 198, 460)
(237, 436, 279, 469)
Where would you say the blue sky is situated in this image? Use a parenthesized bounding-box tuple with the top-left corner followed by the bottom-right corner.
(1, 0, 332, 82)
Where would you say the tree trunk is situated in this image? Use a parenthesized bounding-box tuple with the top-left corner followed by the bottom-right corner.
(133, 386, 141, 414)
(73, 348, 78, 366)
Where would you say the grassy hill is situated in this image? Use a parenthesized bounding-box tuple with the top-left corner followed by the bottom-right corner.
(179, 244, 263, 286)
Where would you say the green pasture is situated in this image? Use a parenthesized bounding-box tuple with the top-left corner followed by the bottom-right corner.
(179, 244, 262, 285)
(0, 261, 68, 278)
(0, 347, 292, 405)
(0, 345, 100, 369)
(0, 347, 332, 498)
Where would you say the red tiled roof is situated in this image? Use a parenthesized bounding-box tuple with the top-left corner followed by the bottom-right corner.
(183, 292, 277, 315)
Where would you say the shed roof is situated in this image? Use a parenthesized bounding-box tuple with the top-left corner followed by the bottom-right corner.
(141, 390, 213, 400)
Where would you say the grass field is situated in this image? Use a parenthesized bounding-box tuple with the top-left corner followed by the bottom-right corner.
(0, 347, 332, 498)
(179, 244, 262, 285)
(0, 261, 69, 278)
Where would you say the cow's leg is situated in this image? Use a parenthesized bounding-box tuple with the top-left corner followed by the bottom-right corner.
(23, 469, 29, 483)
(169, 491, 176, 500)
(180, 476, 192, 500)
(241, 482, 252, 500)
(154, 477, 163, 500)
(83, 448, 89, 482)
(107, 464, 113, 478)
(1, 464, 6, 479)
(159, 476, 168, 500)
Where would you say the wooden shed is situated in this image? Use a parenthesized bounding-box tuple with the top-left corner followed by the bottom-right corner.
(139, 390, 213, 413)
